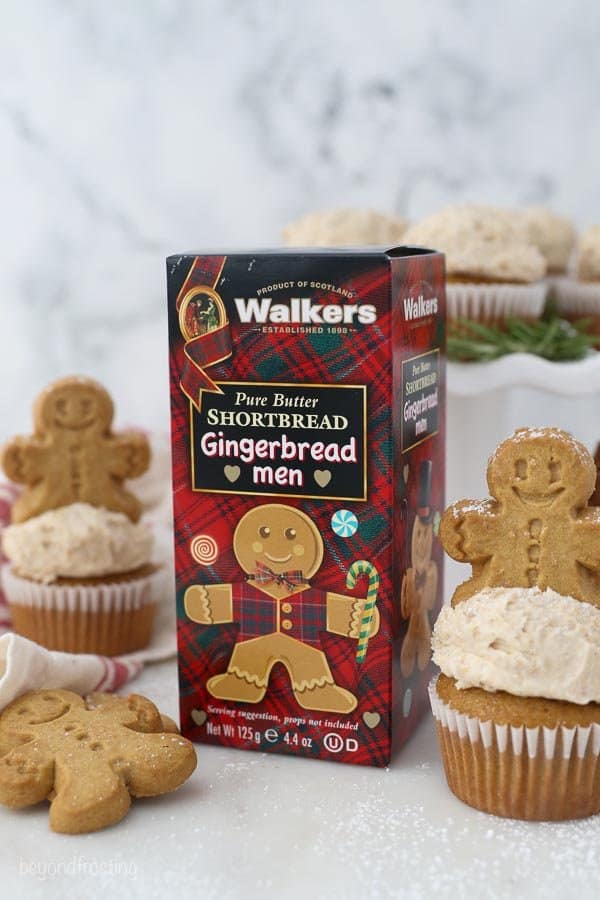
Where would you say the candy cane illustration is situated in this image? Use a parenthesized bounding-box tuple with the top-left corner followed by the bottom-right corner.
(346, 560, 380, 664)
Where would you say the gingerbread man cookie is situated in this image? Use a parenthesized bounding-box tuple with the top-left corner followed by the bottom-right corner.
(441, 427, 600, 606)
(184, 503, 380, 715)
(400, 461, 438, 676)
(0, 690, 197, 833)
(1, 376, 150, 523)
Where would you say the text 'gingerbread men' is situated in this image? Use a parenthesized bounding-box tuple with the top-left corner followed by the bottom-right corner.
(441, 427, 600, 606)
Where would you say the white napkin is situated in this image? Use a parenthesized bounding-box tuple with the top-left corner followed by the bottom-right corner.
(0, 434, 177, 712)
(0, 633, 127, 708)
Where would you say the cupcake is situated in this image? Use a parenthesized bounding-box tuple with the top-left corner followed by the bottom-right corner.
(282, 208, 408, 247)
(0, 376, 161, 656)
(553, 226, 600, 333)
(431, 427, 600, 820)
(403, 205, 547, 325)
(521, 207, 577, 276)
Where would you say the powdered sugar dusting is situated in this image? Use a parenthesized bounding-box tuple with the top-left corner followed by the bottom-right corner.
(488, 427, 592, 470)
(312, 791, 600, 899)
(451, 499, 493, 517)
(7, 661, 597, 899)
(512, 426, 591, 462)
(172, 742, 600, 899)
(166, 723, 600, 900)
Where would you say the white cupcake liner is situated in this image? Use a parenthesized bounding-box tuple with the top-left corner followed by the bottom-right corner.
(446, 282, 547, 324)
(549, 276, 600, 317)
(428, 678, 600, 760)
(2, 564, 163, 656)
(2, 564, 161, 613)
(429, 676, 600, 820)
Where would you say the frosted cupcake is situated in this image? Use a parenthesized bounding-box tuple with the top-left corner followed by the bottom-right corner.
(430, 587, 600, 821)
(521, 207, 576, 275)
(553, 226, 600, 333)
(282, 208, 408, 247)
(431, 427, 600, 820)
(2, 503, 159, 655)
(0, 376, 160, 656)
(403, 205, 547, 325)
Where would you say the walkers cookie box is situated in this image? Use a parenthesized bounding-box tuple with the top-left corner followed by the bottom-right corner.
(167, 248, 445, 766)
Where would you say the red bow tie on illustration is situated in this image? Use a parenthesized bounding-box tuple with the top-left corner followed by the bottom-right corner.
(248, 562, 308, 589)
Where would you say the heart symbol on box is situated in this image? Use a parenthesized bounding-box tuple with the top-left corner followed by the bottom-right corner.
(362, 711, 381, 729)
(403, 464, 410, 484)
(314, 469, 332, 488)
(190, 708, 207, 727)
(224, 465, 241, 483)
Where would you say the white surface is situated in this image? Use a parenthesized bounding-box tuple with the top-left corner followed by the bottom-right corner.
(3, 2, 600, 442)
(0, 657, 599, 900)
(448, 352, 600, 396)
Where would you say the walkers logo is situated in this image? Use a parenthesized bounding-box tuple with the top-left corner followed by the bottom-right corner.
(403, 294, 438, 321)
(233, 297, 377, 326)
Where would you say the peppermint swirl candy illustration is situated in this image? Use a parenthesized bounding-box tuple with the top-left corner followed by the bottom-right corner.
(190, 534, 219, 566)
(331, 509, 358, 538)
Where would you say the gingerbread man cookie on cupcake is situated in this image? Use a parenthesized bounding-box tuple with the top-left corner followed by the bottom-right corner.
(1, 376, 161, 656)
(3, 376, 149, 524)
(430, 427, 600, 821)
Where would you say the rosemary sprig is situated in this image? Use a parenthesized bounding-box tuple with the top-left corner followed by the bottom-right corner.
(448, 317, 600, 363)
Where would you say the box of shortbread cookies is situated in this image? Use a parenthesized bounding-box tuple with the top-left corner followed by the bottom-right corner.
(167, 248, 445, 765)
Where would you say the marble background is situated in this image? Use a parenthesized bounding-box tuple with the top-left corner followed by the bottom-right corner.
(1, 0, 600, 442)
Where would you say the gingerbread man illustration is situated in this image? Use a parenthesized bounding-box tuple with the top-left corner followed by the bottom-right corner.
(184, 504, 380, 714)
(1, 376, 150, 523)
(441, 427, 600, 606)
(400, 460, 438, 677)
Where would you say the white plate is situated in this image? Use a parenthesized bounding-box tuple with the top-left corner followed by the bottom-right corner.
(448, 352, 600, 396)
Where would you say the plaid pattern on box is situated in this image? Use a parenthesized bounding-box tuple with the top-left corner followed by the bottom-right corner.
(168, 249, 445, 766)
(231, 583, 327, 646)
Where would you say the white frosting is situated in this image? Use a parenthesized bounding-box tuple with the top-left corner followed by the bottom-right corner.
(404, 204, 546, 283)
(2, 502, 153, 583)
(576, 225, 600, 281)
(432, 587, 600, 705)
(282, 208, 408, 247)
(521, 207, 576, 273)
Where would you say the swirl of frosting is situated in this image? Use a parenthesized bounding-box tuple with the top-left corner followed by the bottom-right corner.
(404, 205, 546, 283)
(282, 208, 408, 247)
(521, 207, 576, 274)
(432, 586, 600, 705)
(576, 225, 600, 281)
(2, 502, 153, 583)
